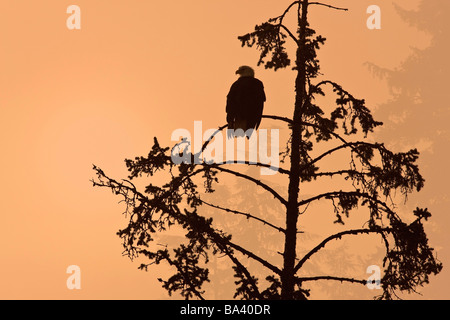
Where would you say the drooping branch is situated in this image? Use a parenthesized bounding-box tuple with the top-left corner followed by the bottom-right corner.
(224, 247, 263, 299)
(294, 227, 393, 273)
(200, 199, 286, 234)
(306, 141, 375, 168)
(161, 252, 207, 300)
(298, 120, 424, 197)
(270, 1, 301, 44)
(280, 24, 299, 44)
(309, 80, 383, 137)
(180, 207, 284, 277)
(93, 165, 283, 277)
(96, 138, 287, 278)
(277, 1, 300, 24)
(309, 2, 348, 11)
(209, 165, 288, 207)
(297, 190, 395, 215)
(262, 116, 378, 170)
(262, 114, 293, 125)
(227, 239, 282, 276)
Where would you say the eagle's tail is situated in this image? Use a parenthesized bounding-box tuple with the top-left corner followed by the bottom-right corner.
(227, 118, 255, 139)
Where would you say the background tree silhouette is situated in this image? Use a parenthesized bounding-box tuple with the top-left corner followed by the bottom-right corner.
(366, 0, 449, 298)
(92, 0, 442, 300)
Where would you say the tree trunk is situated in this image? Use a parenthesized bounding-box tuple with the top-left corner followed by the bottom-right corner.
(281, 0, 309, 300)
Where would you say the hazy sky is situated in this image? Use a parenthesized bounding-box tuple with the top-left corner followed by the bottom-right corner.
(1, 0, 447, 299)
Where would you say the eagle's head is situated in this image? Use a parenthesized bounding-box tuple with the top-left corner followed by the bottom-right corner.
(235, 66, 255, 78)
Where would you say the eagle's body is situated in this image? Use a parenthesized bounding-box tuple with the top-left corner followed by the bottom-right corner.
(226, 66, 266, 138)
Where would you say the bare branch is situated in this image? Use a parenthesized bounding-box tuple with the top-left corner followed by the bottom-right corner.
(297, 190, 394, 214)
(309, 2, 348, 11)
(306, 141, 371, 168)
(201, 199, 285, 234)
(200, 124, 228, 154)
(276, 1, 300, 25)
(210, 165, 288, 207)
(312, 169, 366, 179)
(300, 121, 382, 170)
(280, 24, 299, 44)
(199, 120, 291, 175)
(262, 114, 293, 125)
(294, 227, 392, 273)
(212, 160, 290, 175)
(296, 276, 365, 285)
(227, 239, 282, 276)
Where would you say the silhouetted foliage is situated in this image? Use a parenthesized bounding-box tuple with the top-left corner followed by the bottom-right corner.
(92, 0, 441, 300)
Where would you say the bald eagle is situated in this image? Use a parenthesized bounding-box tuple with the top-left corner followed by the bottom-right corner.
(226, 66, 266, 138)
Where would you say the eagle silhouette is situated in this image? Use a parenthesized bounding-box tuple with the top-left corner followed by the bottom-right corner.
(226, 66, 266, 138)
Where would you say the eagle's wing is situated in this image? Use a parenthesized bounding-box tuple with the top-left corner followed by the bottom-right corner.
(254, 79, 266, 130)
(226, 81, 240, 126)
(226, 77, 266, 138)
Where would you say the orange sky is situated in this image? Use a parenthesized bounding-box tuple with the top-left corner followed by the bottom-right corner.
(1, 0, 447, 299)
